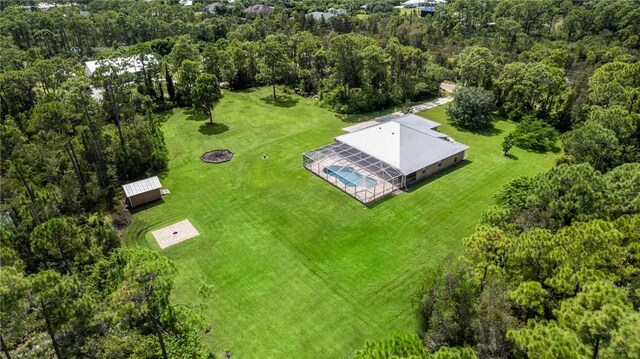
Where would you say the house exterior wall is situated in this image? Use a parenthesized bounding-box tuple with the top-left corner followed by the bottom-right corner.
(414, 150, 466, 182)
(128, 189, 162, 208)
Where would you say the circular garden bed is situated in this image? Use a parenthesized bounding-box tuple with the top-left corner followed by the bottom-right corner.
(201, 149, 234, 164)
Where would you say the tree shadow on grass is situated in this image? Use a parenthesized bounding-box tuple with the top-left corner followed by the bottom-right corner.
(504, 153, 519, 160)
(454, 123, 503, 137)
(198, 122, 229, 136)
(154, 110, 174, 124)
(128, 198, 165, 214)
(236, 87, 259, 93)
(260, 95, 299, 108)
(405, 160, 473, 193)
(184, 109, 208, 122)
(338, 108, 399, 124)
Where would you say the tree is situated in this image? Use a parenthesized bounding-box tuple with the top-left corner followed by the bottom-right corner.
(167, 35, 200, 71)
(494, 62, 565, 121)
(511, 116, 559, 152)
(27, 270, 79, 359)
(176, 59, 199, 106)
(562, 121, 620, 173)
(352, 334, 429, 358)
(501, 133, 514, 156)
(472, 280, 517, 359)
(420, 258, 478, 351)
(192, 73, 222, 125)
(587, 61, 640, 113)
(203, 43, 236, 84)
(107, 248, 205, 359)
(456, 46, 496, 89)
(259, 34, 288, 100)
(446, 86, 495, 130)
(556, 281, 635, 358)
(508, 320, 588, 359)
(30, 101, 88, 195)
(30, 217, 85, 274)
(0, 267, 30, 359)
(93, 65, 134, 152)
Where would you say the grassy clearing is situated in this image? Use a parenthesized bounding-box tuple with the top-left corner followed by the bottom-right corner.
(125, 87, 557, 358)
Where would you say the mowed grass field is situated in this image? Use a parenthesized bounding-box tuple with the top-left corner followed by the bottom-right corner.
(125, 87, 557, 358)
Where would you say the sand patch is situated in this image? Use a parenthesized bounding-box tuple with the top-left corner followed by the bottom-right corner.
(152, 219, 199, 249)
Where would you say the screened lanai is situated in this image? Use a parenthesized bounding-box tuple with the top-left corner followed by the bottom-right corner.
(303, 142, 404, 204)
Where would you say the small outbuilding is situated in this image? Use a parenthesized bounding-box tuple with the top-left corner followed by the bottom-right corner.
(122, 176, 163, 208)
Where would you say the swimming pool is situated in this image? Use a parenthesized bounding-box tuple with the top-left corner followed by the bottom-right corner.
(323, 165, 378, 188)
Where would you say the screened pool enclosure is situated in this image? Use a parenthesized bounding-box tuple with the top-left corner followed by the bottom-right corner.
(303, 142, 404, 204)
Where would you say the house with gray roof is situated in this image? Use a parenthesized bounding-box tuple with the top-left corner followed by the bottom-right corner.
(84, 54, 158, 77)
(243, 4, 274, 16)
(303, 114, 468, 204)
(307, 11, 336, 20)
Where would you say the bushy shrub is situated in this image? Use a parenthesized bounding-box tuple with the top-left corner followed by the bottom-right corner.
(511, 116, 559, 152)
(446, 86, 495, 130)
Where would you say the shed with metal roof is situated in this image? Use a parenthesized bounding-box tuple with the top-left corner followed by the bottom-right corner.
(122, 176, 163, 208)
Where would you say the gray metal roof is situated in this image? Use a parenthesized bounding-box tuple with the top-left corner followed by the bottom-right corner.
(308, 11, 335, 20)
(122, 176, 162, 198)
(84, 55, 158, 77)
(389, 113, 441, 131)
(335, 119, 468, 175)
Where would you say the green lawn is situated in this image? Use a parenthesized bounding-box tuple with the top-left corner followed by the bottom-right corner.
(125, 87, 556, 358)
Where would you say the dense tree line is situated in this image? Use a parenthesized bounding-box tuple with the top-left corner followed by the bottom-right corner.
(2, 0, 639, 118)
(1, 0, 639, 358)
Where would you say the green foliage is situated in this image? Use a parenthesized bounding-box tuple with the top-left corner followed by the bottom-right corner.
(353, 334, 429, 359)
(456, 46, 496, 89)
(192, 73, 222, 124)
(258, 34, 289, 99)
(27, 270, 79, 359)
(30, 217, 85, 274)
(1, 2, 639, 357)
(176, 59, 200, 106)
(509, 281, 548, 316)
(446, 86, 495, 130)
(494, 62, 565, 122)
(562, 105, 639, 173)
(587, 61, 640, 112)
(501, 133, 514, 155)
(472, 280, 517, 359)
(510, 116, 559, 152)
(420, 258, 479, 351)
(508, 320, 588, 359)
(555, 281, 634, 357)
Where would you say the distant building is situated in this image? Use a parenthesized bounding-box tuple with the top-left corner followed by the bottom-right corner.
(402, 0, 447, 8)
(307, 11, 335, 20)
(23, 2, 57, 11)
(79, 10, 90, 16)
(180, 0, 193, 6)
(420, 6, 436, 16)
(205, 2, 224, 14)
(243, 4, 274, 16)
(328, 8, 347, 15)
(83, 55, 158, 77)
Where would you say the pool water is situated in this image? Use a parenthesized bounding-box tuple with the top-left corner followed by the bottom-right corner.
(323, 165, 378, 188)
